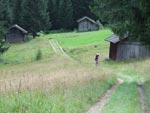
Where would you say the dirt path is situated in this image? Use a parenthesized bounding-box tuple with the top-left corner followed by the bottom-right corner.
(84, 79, 122, 113)
(137, 84, 147, 113)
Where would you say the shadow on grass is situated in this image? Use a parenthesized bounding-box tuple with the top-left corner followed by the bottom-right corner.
(0, 58, 9, 65)
(103, 58, 149, 65)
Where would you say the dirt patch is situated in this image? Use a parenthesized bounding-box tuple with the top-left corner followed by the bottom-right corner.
(137, 84, 148, 113)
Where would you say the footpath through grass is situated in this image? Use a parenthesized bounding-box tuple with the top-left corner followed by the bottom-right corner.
(101, 83, 141, 113)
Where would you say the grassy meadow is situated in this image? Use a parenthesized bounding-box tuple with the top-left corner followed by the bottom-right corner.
(0, 29, 150, 113)
(0, 38, 54, 64)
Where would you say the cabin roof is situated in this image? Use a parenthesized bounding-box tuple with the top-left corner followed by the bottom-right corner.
(9, 24, 28, 34)
(105, 32, 129, 44)
(105, 35, 120, 43)
(77, 16, 98, 25)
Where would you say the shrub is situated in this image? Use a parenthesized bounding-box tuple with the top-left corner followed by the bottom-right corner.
(26, 35, 33, 41)
(35, 49, 42, 61)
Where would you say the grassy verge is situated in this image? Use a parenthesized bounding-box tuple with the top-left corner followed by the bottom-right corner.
(143, 81, 150, 111)
(101, 83, 141, 113)
(0, 77, 115, 113)
(0, 38, 54, 64)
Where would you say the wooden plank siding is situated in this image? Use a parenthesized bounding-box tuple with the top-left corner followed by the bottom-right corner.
(117, 42, 150, 60)
(77, 16, 99, 32)
(6, 25, 28, 43)
(78, 20, 99, 32)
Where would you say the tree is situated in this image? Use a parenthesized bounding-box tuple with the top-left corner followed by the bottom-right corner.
(0, 0, 11, 25)
(47, 0, 96, 29)
(0, 0, 10, 55)
(91, 0, 150, 44)
(58, 0, 73, 29)
(47, 0, 59, 29)
(22, 0, 51, 37)
(0, 37, 9, 55)
(48, 0, 73, 29)
(71, 0, 97, 28)
(12, 0, 23, 25)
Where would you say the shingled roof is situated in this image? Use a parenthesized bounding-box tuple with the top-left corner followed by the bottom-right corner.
(77, 16, 98, 25)
(105, 35, 120, 43)
(105, 32, 129, 44)
(9, 24, 28, 34)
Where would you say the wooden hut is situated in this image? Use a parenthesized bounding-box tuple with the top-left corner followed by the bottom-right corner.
(105, 34, 128, 60)
(6, 24, 28, 43)
(77, 16, 99, 32)
(105, 34, 150, 60)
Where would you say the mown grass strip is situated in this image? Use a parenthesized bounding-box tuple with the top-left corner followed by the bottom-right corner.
(101, 82, 141, 113)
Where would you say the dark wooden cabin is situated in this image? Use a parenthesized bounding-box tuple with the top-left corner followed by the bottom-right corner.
(105, 34, 150, 60)
(105, 34, 128, 60)
(77, 16, 99, 32)
(6, 24, 28, 43)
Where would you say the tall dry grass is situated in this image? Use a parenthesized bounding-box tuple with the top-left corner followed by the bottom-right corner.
(0, 56, 115, 113)
(0, 56, 114, 93)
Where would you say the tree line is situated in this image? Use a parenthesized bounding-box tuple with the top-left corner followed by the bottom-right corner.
(0, 0, 96, 37)
(92, 0, 150, 44)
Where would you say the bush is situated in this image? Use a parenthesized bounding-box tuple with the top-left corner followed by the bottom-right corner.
(35, 49, 42, 61)
(26, 35, 33, 41)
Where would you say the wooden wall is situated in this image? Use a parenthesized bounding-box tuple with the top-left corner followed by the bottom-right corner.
(78, 20, 99, 32)
(6, 28, 26, 43)
(117, 42, 150, 60)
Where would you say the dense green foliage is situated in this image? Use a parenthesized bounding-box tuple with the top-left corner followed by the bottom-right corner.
(0, 0, 96, 34)
(92, 0, 150, 44)
(21, 0, 50, 37)
(0, 38, 9, 56)
(0, 0, 10, 54)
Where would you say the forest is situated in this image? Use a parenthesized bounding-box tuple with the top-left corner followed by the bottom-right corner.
(0, 0, 96, 36)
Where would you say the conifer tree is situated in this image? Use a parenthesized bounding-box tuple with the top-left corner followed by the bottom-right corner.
(47, 0, 59, 29)
(12, 0, 23, 25)
(71, 0, 96, 27)
(0, 0, 10, 38)
(0, 0, 10, 54)
(22, 0, 51, 37)
(58, 0, 73, 29)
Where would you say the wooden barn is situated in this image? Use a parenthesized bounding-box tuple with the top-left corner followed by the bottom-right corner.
(105, 34, 128, 60)
(6, 24, 28, 43)
(105, 34, 150, 60)
(77, 16, 99, 32)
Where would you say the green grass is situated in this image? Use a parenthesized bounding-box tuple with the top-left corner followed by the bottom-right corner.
(101, 83, 141, 113)
(44, 29, 113, 48)
(0, 78, 114, 113)
(0, 29, 150, 113)
(0, 38, 54, 64)
(144, 81, 150, 111)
